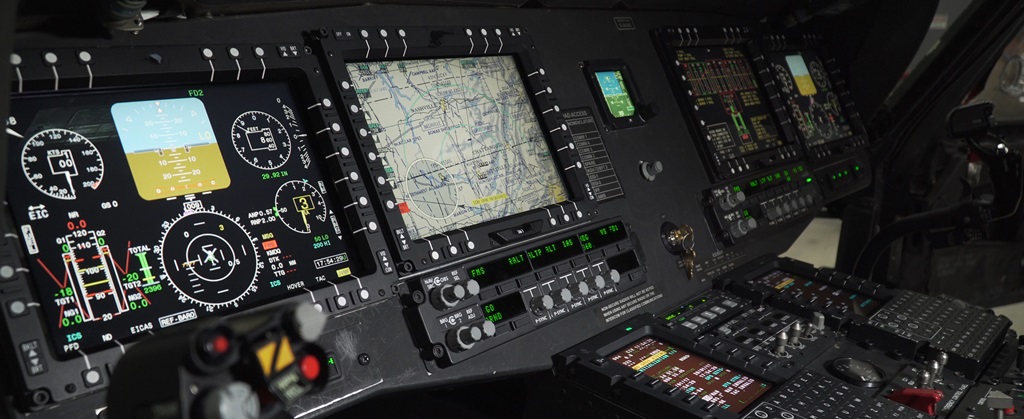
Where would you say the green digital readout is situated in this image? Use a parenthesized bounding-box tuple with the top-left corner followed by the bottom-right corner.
(579, 221, 627, 251)
(662, 296, 710, 322)
(526, 236, 584, 268)
(466, 221, 628, 291)
(468, 252, 531, 288)
(481, 293, 527, 324)
(596, 70, 637, 118)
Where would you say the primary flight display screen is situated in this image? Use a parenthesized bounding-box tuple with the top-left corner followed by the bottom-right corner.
(754, 270, 881, 316)
(610, 337, 772, 413)
(6, 81, 363, 358)
(768, 50, 853, 147)
(345, 56, 567, 241)
(674, 46, 784, 161)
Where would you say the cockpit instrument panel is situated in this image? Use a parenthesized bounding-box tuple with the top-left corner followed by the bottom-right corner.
(655, 27, 801, 180)
(766, 50, 853, 148)
(6, 81, 366, 358)
(317, 27, 596, 274)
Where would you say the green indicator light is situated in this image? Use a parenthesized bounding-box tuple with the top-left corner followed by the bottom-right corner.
(854, 165, 861, 171)
(806, 178, 812, 183)
(328, 357, 336, 365)
(625, 327, 633, 332)
(733, 186, 741, 192)
(785, 177, 791, 182)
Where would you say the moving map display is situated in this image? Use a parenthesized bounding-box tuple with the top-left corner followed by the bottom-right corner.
(345, 56, 567, 241)
(674, 46, 784, 162)
(768, 50, 853, 147)
(5, 81, 363, 358)
(610, 337, 772, 413)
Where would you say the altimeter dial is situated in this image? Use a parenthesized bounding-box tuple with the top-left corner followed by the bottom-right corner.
(231, 111, 292, 170)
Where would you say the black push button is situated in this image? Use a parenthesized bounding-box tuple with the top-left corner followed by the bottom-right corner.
(490, 221, 542, 244)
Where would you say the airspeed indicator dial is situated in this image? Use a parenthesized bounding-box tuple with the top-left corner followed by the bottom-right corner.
(21, 129, 104, 200)
(274, 180, 328, 234)
(158, 210, 261, 310)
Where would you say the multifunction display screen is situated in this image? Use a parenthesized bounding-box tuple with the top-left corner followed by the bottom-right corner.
(610, 337, 772, 413)
(345, 56, 567, 240)
(674, 46, 784, 161)
(595, 70, 637, 118)
(754, 270, 881, 316)
(768, 50, 853, 147)
(6, 82, 362, 357)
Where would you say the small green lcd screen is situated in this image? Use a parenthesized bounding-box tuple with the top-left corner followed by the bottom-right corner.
(596, 70, 636, 118)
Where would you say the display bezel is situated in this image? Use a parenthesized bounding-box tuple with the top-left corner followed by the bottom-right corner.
(715, 256, 892, 329)
(1, 43, 393, 408)
(559, 324, 779, 417)
(582, 59, 647, 130)
(759, 34, 869, 162)
(653, 27, 803, 181)
(315, 27, 597, 275)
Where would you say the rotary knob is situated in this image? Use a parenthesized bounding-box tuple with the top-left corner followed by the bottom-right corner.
(552, 288, 572, 306)
(480, 320, 496, 338)
(729, 218, 758, 238)
(591, 274, 607, 290)
(719, 191, 746, 210)
(431, 283, 466, 309)
(464, 280, 481, 297)
(641, 161, 663, 181)
(447, 325, 482, 352)
(609, 269, 621, 285)
(574, 281, 591, 298)
(531, 295, 554, 314)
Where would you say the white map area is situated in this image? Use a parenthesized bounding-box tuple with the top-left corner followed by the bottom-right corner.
(347, 56, 566, 240)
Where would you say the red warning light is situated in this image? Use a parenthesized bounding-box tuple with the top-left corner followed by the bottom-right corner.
(398, 202, 411, 214)
(262, 240, 278, 251)
(212, 335, 230, 355)
(300, 354, 321, 380)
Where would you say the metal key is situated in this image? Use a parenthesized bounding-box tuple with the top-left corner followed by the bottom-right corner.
(682, 248, 696, 279)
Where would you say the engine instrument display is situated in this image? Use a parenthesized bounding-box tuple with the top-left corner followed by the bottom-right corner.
(610, 337, 772, 413)
(674, 46, 784, 161)
(767, 50, 852, 147)
(6, 81, 363, 358)
(345, 56, 567, 241)
(754, 270, 881, 316)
